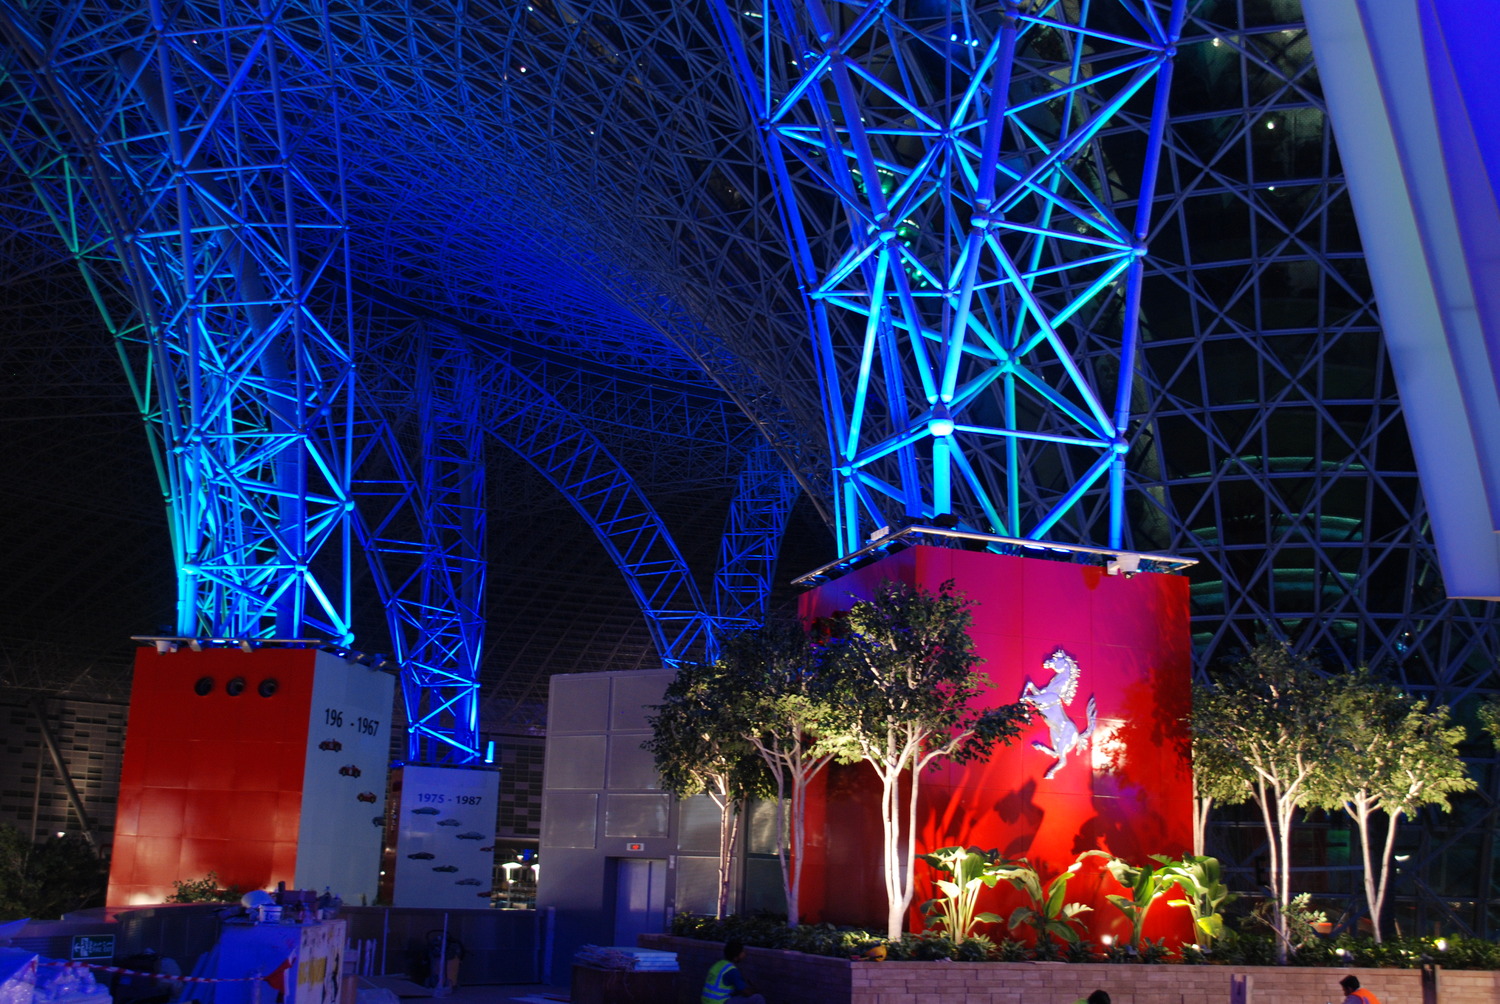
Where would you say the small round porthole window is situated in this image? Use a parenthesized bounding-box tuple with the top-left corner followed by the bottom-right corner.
(193, 676, 214, 696)
(257, 678, 279, 698)
(226, 676, 246, 697)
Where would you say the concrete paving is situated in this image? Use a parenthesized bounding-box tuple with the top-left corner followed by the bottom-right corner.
(358, 975, 569, 1003)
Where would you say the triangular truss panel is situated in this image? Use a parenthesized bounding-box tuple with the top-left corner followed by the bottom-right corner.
(714, 0, 1184, 552)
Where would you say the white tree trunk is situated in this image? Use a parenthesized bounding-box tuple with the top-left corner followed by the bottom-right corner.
(881, 764, 902, 940)
(1193, 794, 1211, 857)
(1251, 778, 1286, 964)
(1276, 794, 1295, 964)
(711, 786, 741, 920)
(1373, 807, 1402, 945)
(788, 768, 805, 926)
(769, 764, 790, 924)
(1348, 798, 1379, 942)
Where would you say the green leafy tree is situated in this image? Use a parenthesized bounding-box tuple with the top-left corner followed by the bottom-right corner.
(1192, 641, 1337, 963)
(819, 580, 1032, 940)
(645, 661, 768, 918)
(1478, 698, 1500, 751)
(0, 825, 106, 920)
(917, 846, 1006, 941)
(1191, 733, 1252, 856)
(716, 621, 840, 927)
(1309, 672, 1474, 942)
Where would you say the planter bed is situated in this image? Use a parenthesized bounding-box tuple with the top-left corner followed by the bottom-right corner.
(641, 934, 1500, 1004)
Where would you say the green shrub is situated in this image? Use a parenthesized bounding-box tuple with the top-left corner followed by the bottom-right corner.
(669, 910, 1500, 969)
(995, 938, 1029, 961)
(166, 871, 241, 904)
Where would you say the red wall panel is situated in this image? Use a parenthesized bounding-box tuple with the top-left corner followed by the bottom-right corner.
(108, 647, 317, 907)
(797, 546, 1194, 944)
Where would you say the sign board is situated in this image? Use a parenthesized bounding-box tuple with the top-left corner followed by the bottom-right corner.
(390, 764, 501, 908)
(70, 934, 115, 961)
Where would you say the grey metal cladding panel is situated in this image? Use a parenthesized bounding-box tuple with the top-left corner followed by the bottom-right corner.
(541, 792, 598, 850)
(673, 854, 721, 916)
(609, 671, 673, 732)
(548, 675, 610, 734)
(745, 798, 778, 856)
(606, 733, 661, 790)
(544, 734, 606, 789)
(675, 795, 721, 854)
(743, 856, 787, 916)
(603, 793, 669, 838)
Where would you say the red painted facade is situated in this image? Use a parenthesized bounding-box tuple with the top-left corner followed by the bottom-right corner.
(796, 546, 1195, 944)
(109, 647, 318, 906)
(108, 647, 392, 907)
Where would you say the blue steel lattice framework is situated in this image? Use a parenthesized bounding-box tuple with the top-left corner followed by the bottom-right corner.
(405, 332, 486, 763)
(1, 0, 1499, 933)
(347, 326, 487, 765)
(0, 2, 357, 644)
(0, 1, 805, 761)
(712, 0, 1184, 553)
(1122, 4, 1500, 935)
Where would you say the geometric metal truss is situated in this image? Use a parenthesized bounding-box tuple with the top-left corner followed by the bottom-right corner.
(403, 332, 486, 764)
(356, 307, 736, 671)
(0, 1, 357, 643)
(712, 0, 1184, 554)
(350, 329, 487, 766)
(714, 438, 803, 635)
(1125, 4, 1500, 937)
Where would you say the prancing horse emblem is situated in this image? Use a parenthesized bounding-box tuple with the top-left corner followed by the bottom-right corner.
(1020, 648, 1097, 780)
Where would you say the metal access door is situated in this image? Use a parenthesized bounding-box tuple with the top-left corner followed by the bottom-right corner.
(612, 857, 667, 948)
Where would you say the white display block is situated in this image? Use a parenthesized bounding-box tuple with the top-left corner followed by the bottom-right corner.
(294, 654, 394, 905)
(390, 765, 500, 908)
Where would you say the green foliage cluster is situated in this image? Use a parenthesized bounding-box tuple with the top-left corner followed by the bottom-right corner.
(0, 824, 106, 921)
(917, 849, 1237, 958)
(1193, 642, 1475, 954)
(672, 911, 1500, 969)
(1157, 854, 1234, 947)
(165, 871, 242, 904)
(672, 913, 882, 958)
(991, 856, 1091, 951)
(916, 846, 1005, 941)
(650, 581, 1032, 936)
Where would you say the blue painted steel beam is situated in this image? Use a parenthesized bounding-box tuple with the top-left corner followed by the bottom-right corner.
(0, 0, 357, 642)
(357, 308, 722, 670)
(713, 438, 803, 638)
(710, 0, 1185, 554)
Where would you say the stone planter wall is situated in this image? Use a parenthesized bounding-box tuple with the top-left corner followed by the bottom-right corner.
(641, 934, 1500, 1004)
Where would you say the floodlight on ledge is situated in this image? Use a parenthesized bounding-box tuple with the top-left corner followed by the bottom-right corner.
(791, 524, 1196, 589)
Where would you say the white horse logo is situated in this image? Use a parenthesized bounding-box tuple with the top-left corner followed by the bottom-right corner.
(1020, 648, 1097, 779)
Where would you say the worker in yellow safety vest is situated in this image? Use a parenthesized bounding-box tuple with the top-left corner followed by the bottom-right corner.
(701, 941, 766, 1004)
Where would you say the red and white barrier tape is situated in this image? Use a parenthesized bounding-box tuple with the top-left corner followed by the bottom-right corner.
(39, 960, 275, 984)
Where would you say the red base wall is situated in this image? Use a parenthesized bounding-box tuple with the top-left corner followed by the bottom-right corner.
(108, 647, 318, 907)
(796, 546, 1194, 943)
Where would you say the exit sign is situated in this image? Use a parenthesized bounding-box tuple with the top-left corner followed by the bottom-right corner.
(625, 842, 644, 852)
(71, 935, 115, 961)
